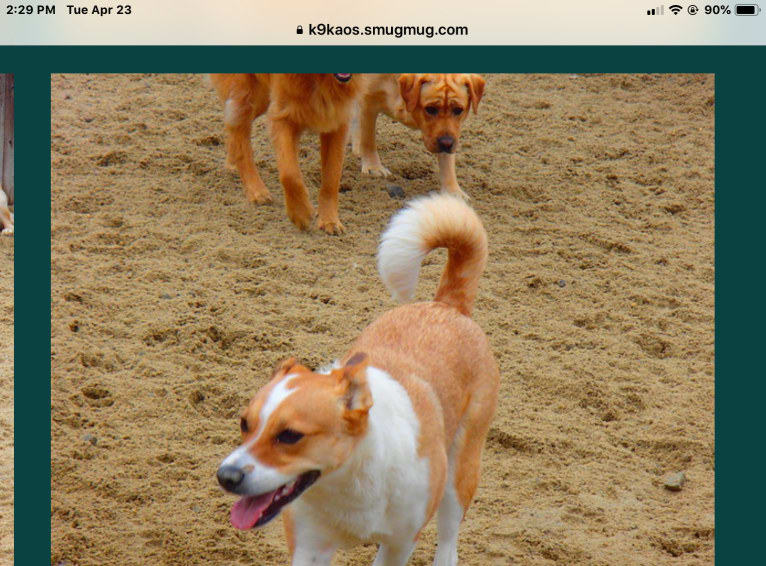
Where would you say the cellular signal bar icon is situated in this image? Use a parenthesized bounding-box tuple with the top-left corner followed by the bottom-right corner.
(647, 5, 665, 15)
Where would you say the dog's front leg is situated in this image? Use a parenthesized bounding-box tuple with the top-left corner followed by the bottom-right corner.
(357, 106, 392, 178)
(291, 545, 335, 566)
(350, 105, 362, 156)
(317, 124, 349, 235)
(285, 509, 337, 566)
(272, 119, 314, 230)
(437, 153, 468, 199)
(372, 541, 417, 566)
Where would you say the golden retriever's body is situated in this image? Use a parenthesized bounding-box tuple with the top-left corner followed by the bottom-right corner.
(352, 73, 485, 197)
(211, 73, 365, 234)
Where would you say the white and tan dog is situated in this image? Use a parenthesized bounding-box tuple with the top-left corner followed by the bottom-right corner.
(217, 193, 499, 565)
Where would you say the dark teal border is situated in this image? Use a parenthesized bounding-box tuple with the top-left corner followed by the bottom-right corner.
(14, 69, 51, 566)
(0, 45, 757, 71)
(10, 46, 765, 565)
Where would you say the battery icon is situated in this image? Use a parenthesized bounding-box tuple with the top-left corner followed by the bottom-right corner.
(735, 4, 761, 14)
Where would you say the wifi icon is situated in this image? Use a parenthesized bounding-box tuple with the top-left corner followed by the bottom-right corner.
(669, 4, 683, 13)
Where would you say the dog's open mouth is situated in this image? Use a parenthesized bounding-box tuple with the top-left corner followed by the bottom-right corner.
(230, 470, 320, 530)
(333, 73, 352, 83)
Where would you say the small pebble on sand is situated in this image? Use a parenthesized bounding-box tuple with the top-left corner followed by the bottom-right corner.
(385, 185, 405, 199)
(663, 471, 686, 491)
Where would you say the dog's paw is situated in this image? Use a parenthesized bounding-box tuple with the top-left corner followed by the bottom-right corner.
(287, 202, 315, 231)
(361, 161, 392, 178)
(247, 190, 273, 205)
(244, 184, 273, 205)
(441, 185, 470, 201)
(317, 217, 345, 235)
(362, 154, 391, 177)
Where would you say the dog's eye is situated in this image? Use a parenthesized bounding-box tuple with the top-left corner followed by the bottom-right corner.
(276, 429, 304, 445)
(425, 106, 439, 116)
(240, 417, 249, 434)
(452, 107, 464, 116)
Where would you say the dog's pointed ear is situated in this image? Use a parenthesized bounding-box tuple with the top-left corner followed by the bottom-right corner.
(399, 74, 428, 113)
(273, 357, 299, 376)
(464, 74, 485, 114)
(336, 353, 372, 433)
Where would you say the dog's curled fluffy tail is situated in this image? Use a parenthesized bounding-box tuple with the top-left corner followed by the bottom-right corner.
(377, 193, 488, 317)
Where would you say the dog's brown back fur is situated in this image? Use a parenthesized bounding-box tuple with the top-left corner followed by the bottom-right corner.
(264, 74, 364, 131)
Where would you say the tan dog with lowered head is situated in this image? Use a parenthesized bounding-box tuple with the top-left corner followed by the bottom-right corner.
(217, 193, 499, 565)
(352, 74, 485, 198)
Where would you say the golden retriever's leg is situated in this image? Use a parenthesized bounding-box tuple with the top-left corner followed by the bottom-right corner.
(316, 124, 349, 235)
(272, 119, 314, 230)
(223, 82, 272, 204)
(358, 106, 391, 177)
(437, 153, 468, 199)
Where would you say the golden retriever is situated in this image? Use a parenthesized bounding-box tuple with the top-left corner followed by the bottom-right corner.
(210, 73, 365, 234)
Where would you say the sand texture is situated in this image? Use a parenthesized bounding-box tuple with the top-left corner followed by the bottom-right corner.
(51, 74, 714, 565)
(0, 232, 13, 564)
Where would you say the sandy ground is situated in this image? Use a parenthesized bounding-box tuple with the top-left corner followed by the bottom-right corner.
(51, 74, 714, 566)
(0, 231, 13, 564)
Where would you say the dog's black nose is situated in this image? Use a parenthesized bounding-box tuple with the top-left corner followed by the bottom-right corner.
(437, 136, 455, 153)
(217, 465, 245, 492)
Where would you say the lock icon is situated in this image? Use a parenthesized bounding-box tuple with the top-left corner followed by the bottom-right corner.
(296, 25, 303, 35)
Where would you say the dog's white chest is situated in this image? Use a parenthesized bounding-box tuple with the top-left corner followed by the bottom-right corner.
(295, 367, 431, 545)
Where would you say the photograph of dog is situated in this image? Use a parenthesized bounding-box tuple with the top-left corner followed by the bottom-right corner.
(352, 74, 485, 198)
(0, 73, 12, 236)
(217, 194, 498, 564)
(210, 73, 365, 234)
(51, 74, 714, 565)
(0, 72, 12, 564)
(0, 190, 12, 235)
(0, 184, 11, 562)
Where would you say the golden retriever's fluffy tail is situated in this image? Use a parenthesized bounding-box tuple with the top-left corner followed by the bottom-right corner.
(377, 193, 488, 317)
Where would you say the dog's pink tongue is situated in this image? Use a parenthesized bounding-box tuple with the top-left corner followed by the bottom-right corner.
(230, 492, 275, 530)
